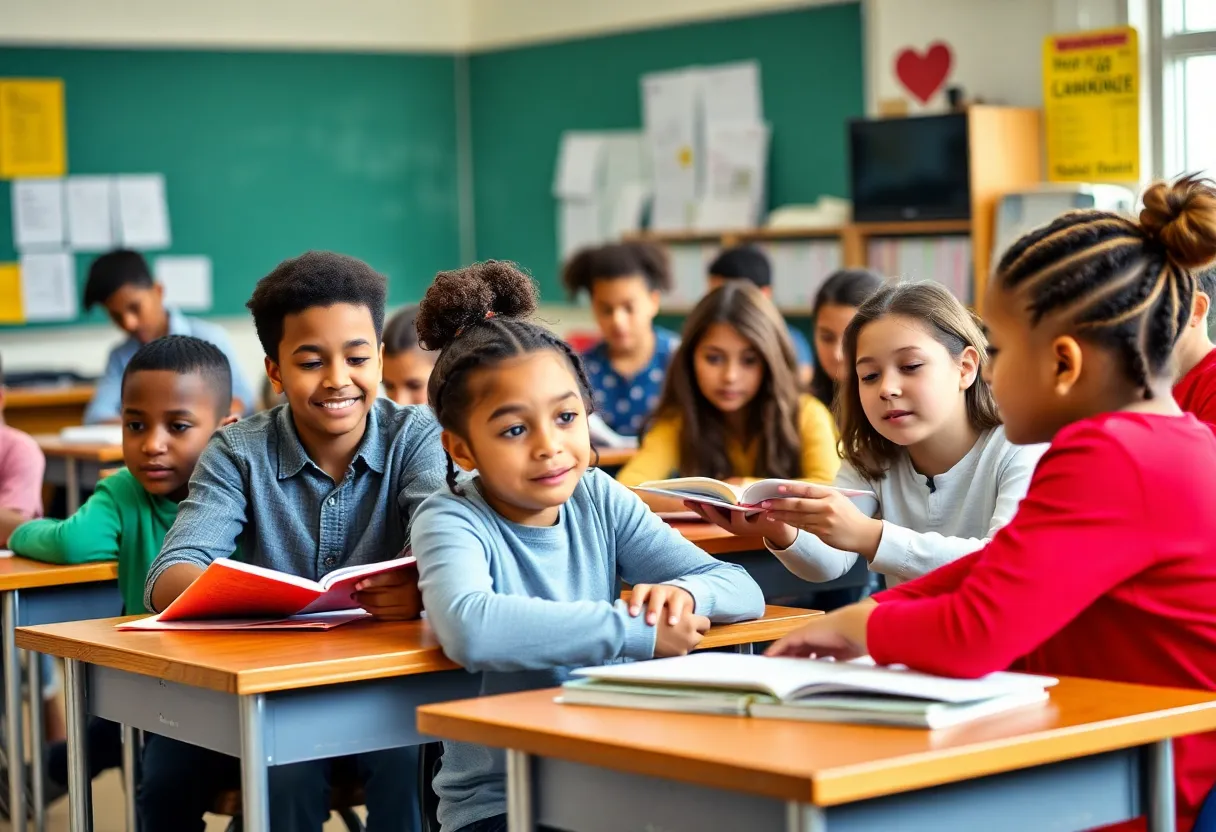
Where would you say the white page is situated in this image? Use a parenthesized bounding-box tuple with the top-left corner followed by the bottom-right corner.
(693, 195, 754, 231)
(65, 176, 115, 251)
(559, 199, 603, 262)
(609, 182, 650, 238)
(700, 61, 763, 127)
(155, 255, 212, 312)
(12, 179, 65, 250)
(115, 174, 171, 249)
(703, 121, 770, 225)
(19, 252, 76, 321)
(553, 133, 606, 199)
(643, 69, 700, 231)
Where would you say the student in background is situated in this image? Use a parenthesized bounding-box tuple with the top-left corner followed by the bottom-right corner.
(766, 176, 1216, 832)
(708, 246, 814, 387)
(410, 262, 764, 832)
(562, 242, 678, 439)
(81, 249, 255, 423)
(8, 336, 237, 796)
(141, 252, 443, 832)
(808, 269, 885, 413)
(691, 282, 1044, 590)
(1174, 265, 1216, 422)
(617, 282, 839, 513)
(381, 305, 435, 406)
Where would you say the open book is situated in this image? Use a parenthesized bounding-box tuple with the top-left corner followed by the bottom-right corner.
(561, 653, 1056, 730)
(632, 477, 876, 514)
(119, 555, 416, 630)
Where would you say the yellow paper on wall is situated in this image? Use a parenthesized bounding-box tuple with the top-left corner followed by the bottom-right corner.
(0, 264, 24, 324)
(0, 79, 67, 178)
(1043, 27, 1140, 183)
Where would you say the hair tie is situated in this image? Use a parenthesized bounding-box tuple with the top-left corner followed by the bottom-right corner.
(454, 309, 497, 339)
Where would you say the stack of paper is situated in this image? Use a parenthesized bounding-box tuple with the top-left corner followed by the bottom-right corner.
(554, 132, 652, 262)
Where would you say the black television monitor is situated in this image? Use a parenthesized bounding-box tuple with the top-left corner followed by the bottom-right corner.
(849, 114, 971, 222)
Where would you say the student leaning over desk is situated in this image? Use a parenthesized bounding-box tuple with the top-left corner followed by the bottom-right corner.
(141, 252, 443, 832)
(766, 175, 1216, 832)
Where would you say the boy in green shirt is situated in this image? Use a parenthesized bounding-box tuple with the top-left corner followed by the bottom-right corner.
(8, 334, 236, 794)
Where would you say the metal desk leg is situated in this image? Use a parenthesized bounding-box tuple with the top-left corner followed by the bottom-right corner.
(4, 591, 26, 832)
(64, 461, 80, 515)
(27, 650, 44, 832)
(239, 694, 269, 832)
(506, 749, 534, 832)
(64, 660, 91, 832)
(121, 725, 137, 832)
(734, 642, 755, 655)
(1146, 739, 1176, 832)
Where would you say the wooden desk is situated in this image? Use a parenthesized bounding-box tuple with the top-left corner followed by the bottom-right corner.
(0, 559, 121, 832)
(419, 677, 1216, 832)
(18, 605, 817, 832)
(34, 435, 124, 513)
(4, 386, 94, 436)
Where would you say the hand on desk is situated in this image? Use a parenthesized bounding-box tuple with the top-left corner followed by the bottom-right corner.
(354, 568, 423, 621)
(765, 599, 876, 662)
(629, 584, 709, 657)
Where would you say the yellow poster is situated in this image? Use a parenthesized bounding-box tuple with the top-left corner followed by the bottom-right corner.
(0, 264, 24, 324)
(1043, 27, 1139, 182)
(0, 79, 67, 179)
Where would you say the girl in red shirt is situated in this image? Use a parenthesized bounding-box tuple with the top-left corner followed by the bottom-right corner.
(764, 175, 1216, 831)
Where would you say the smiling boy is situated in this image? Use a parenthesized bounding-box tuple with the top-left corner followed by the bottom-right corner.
(141, 251, 444, 832)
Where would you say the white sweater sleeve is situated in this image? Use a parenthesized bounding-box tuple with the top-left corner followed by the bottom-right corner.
(764, 464, 875, 583)
(868, 442, 1046, 583)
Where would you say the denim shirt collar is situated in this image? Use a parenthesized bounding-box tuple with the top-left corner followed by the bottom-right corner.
(275, 401, 388, 480)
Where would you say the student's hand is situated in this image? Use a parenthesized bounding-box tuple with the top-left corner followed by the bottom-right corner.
(629, 584, 696, 626)
(653, 612, 711, 658)
(765, 600, 875, 661)
(686, 502, 797, 550)
(354, 568, 423, 621)
(759, 484, 883, 560)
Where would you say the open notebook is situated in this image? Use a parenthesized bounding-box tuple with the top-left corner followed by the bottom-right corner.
(561, 653, 1056, 730)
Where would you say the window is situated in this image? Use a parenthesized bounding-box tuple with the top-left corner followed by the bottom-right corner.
(1160, 0, 1216, 177)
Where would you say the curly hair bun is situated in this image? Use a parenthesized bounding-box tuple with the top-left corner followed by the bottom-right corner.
(415, 260, 539, 351)
(1139, 174, 1216, 272)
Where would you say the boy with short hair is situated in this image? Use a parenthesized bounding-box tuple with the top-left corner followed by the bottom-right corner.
(142, 251, 444, 832)
(82, 249, 255, 423)
(707, 245, 814, 387)
(8, 335, 238, 794)
(1175, 266, 1216, 423)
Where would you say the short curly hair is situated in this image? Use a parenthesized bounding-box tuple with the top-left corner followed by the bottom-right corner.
(246, 251, 387, 361)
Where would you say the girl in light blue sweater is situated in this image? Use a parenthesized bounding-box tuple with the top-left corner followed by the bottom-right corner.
(409, 262, 765, 832)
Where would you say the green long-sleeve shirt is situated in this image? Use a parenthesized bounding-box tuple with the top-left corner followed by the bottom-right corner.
(10, 468, 176, 614)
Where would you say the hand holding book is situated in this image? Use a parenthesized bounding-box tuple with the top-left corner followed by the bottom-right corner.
(757, 482, 884, 558)
(354, 567, 422, 621)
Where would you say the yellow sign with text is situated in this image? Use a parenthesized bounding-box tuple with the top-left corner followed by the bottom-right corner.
(0, 264, 24, 324)
(0, 79, 67, 179)
(1043, 27, 1139, 182)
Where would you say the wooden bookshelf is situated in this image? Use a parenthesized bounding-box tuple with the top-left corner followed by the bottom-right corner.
(630, 107, 1043, 315)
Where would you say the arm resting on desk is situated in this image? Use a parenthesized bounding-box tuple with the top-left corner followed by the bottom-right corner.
(8, 480, 124, 563)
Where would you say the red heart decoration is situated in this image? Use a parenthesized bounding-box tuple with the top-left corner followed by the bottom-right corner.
(895, 42, 953, 104)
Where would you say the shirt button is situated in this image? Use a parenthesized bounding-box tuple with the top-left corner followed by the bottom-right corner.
(324, 556, 336, 567)
(327, 497, 336, 506)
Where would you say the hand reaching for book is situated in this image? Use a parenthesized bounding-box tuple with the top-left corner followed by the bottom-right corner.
(758, 484, 883, 559)
(765, 600, 875, 661)
(354, 568, 423, 621)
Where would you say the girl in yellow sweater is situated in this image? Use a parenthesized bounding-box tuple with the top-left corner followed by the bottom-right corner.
(618, 282, 840, 512)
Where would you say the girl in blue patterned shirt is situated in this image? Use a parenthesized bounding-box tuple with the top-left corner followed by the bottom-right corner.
(563, 242, 679, 438)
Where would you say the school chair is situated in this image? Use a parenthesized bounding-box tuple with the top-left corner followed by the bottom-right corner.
(213, 755, 366, 832)
(419, 741, 443, 832)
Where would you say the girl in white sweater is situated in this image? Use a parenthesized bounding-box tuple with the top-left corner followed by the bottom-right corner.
(693, 281, 1046, 588)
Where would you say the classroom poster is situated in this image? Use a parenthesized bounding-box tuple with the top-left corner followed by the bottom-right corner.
(1042, 27, 1139, 183)
(0, 79, 67, 179)
(0, 264, 22, 324)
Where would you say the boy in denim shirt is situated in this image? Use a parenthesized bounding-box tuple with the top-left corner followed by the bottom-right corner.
(141, 252, 445, 832)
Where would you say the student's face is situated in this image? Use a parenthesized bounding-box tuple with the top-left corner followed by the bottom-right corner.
(815, 303, 861, 383)
(444, 351, 591, 527)
(693, 323, 765, 415)
(103, 284, 169, 345)
(855, 315, 978, 449)
(590, 276, 660, 354)
(122, 370, 234, 500)
(382, 348, 435, 407)
(266, 303, 382, 442)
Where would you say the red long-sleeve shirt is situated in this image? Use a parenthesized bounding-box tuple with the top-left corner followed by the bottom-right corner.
(1175, 347, 1216, 425)
(868, 412, 1216, 832)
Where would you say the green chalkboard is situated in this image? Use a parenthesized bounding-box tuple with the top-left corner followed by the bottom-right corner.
(467, 3, 865, 299)
(0, 48, 461, 328)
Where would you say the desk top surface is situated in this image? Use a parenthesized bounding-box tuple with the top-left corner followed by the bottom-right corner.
(417, 677, 1216, 806)
(0, 557, 119, 592)
(668, 521, 765, 555)
(6, 386, 94, 408)
(34, 435, 124, 462)
(16, 605, 819, 695)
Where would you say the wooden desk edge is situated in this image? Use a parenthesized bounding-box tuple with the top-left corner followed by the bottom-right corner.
(417, 689, 1216, 806)
(0, 561, 119, 592)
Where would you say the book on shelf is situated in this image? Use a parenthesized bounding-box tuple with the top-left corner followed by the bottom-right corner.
(559, 653, 1056, 730)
